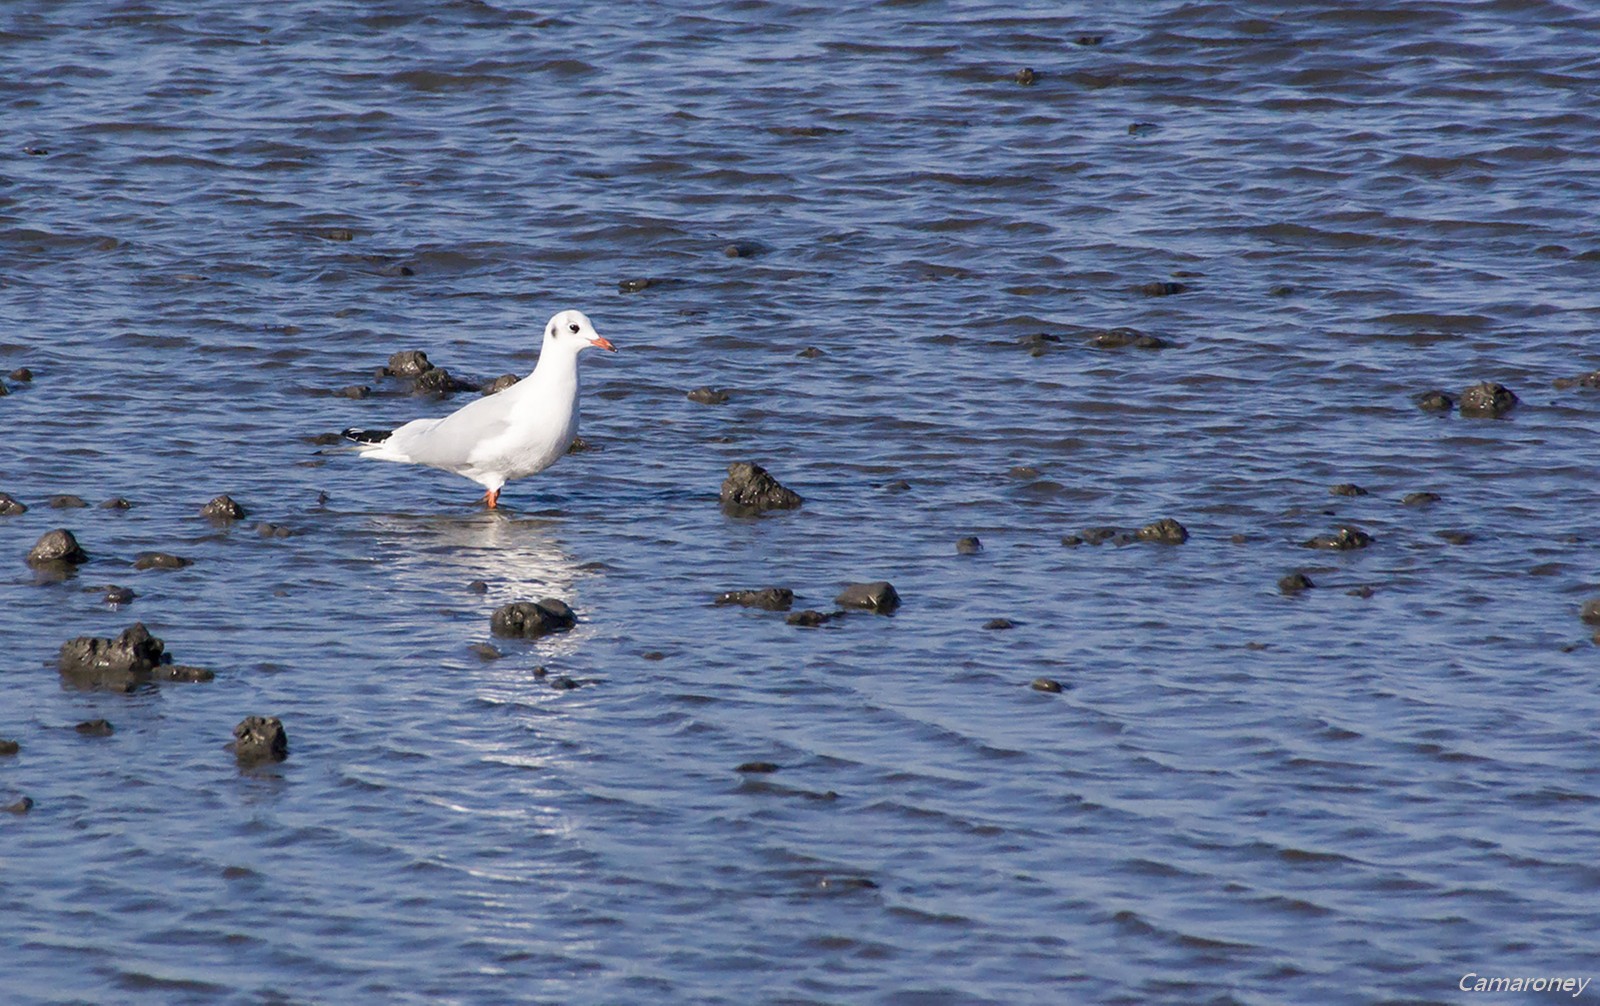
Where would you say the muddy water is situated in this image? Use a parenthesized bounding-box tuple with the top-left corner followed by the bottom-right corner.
(4, 2, 1600, 1003)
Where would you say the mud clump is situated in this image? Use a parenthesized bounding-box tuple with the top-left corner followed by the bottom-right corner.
(687, 386, 730, 405)
(57, 623, 165, 691)
(720, 462, 803, 515)
(1416, 390, 1454, 412)
(133, 552, 192, 570)
(1279, 572, 1315, 595)
(28, 529, 87, 566)
(715, 587, 794, 611)
(1552, 370, 1600, 391)
(201, 494, 247, 521)
(1091, 328, 1169, 350)
(385, 350, 433, 377)
(835, 581, 900, 614)
(1458, 381, 1518, 418)
(490, 598, 578, 639)
(787, 610, 844, 627)
(412, 367, 475, 396)
(230, 716, 288, 765)
(1136, 518, 1189, 544)
(1302, 526, 1373, 550)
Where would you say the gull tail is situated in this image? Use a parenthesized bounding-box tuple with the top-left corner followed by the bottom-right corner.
(343, 428, 392, 444)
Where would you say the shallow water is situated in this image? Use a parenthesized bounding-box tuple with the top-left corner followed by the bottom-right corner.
(4, 1, 1600, 1003)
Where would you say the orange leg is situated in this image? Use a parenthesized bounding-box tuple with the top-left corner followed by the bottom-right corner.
(483, 488, 500, 509)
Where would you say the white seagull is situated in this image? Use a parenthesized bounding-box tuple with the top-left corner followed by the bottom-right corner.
(343, 309, 616, 509)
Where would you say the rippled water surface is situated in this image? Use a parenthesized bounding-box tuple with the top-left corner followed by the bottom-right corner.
(5, 2, 1600, 1003)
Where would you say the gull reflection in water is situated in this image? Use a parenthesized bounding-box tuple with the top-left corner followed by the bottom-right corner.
(365, 509, 591, 625)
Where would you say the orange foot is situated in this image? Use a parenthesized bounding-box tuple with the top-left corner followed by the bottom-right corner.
(482, 488, 500, 509)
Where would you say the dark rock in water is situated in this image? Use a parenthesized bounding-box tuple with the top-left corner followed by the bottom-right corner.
(466, 579, 488, 594)
(102, 585, 136, 606)
(1008, 465, 1042, 480)
(309, 432, 344, 446)
(720, 461, 803, 515)
(531, 665, 549, 679)
(723, 242, 764, 258)
(333, 384, 370, 399)
(58, 622, 166, 691)
(956, 536, 982, 554)
(490, 598, 578, 639)
(1347, 585, 1375, 598)
(316, 227, 355, 241)
(8, 367, 32, 382)
(1579, 598, 1600, 625)
(1329, 483, 1368, 497)
(0, 738, 18, 756)
(818, 876, 877, 890)
(28, 528, 87, 566)
(0, 379, 7, 396)
(48, 495, 88, 509)
(1416, 390, 1454, 412)
(1402, 491, 1441, 506)
(1031, 677, 1065, 693)
(481, 373, 519, 395)
(413, 367, 474, 395)
(5, 796, 33, 814)
(385, 350, 433, 377)
(797, 346, 826, 358)
(230, 716, 288, 765)
(468, 643, 502, 661)
(1075, 34, 1104, 45)
(834, 581, 900, 613)
(1279, 572, 1315, 595)
(133, 552, 192, 570)
(881, 480, 912, 493)
(74, 719, 114, 737)
(1137, 518, 1188, 544)
(1020, 333, 1062, 356)
(1458, 381, 1517, 418)
(642, 651, 665, 661)
(1137, 280, 1186, 296)
(0, 493, 27, 515)
(566, 436, 594, 454)
(715, 587, 794, 611)
(687, 386, 730, 405)
(1091, 328, 1169, 349)
(1060, 534, 1084, 547)
(984, 618, 1015, 630)
(550, 675, 581, 690)
(1302, 526, 1372, 550)
(1552, 370, 1600, 390)
(1013, 67, 1038, 85)
(201, 494, 247, 521)
(1081, 527, 1120, 546)
(1436, 529, 1473, 545)
(737, 761, 780, 773)
(786, 609, 841, 627)
(100, 497, 133, 510)
(155, 665, 214, 682)
(1128, 122, 1160, 136)
(617, 277, 657, 293)
(256, 522, 294, 538)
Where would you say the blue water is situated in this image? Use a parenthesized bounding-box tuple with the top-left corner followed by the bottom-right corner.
(4, 2, 1600, 1003)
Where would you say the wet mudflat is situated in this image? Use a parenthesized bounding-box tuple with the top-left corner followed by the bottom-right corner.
(3, 2, 1600, 1004)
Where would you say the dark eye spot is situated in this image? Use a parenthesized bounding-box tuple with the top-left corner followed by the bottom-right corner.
(568, 323, 579, 334)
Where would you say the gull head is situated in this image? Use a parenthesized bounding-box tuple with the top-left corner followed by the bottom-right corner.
(545, 309, 616, 354)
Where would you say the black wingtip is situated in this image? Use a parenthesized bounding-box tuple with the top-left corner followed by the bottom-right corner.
(343, 427, 392, 444)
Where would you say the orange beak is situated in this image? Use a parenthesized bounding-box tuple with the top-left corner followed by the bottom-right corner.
(590, 335, 616, 352)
